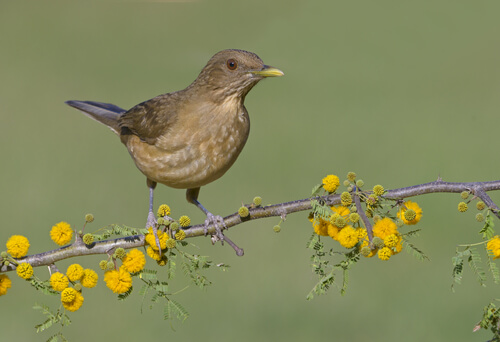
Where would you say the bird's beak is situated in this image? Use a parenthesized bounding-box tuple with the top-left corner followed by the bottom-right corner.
(251, 65, 284, 78)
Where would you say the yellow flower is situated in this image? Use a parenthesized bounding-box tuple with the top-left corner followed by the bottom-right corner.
(175, 230, 186, 241)
(394, 236, 403, 254)
(312, 218, 329, 236)
(145, 228, 168, 251)
(81, 269, 98, 288)
(373, 218, 398, 239)
(378, 247, 392, 260)
(359, 240, 376, 258)
(179, 215, 191, 227)
(104, 266, 132, 294)
(122, 249, 146, 273)
(384, 234, 399, 248)
(50, 222, 73, 246)
(16, 262, 33, 279)
(458, 202, 468, 213)
(373, 185, 385, 196)
(340, 192, 352, 206)
(50, 272, 69, 291)
(331, 205, 350, 218)
(327, 223, 341, 240)
(61, 287, 77, 303)
(66, 264, 84, 282)
(487, 236, 500, 259)
(0, 274, 12, 296)
(146, 246, 162, 261)
(6, 235, 30, 258)
(322, 174, 340, 193)
(356, 228, 367, 240)
(157, 204, 171, 217)
(61, 288, 84, 312)
(337, 225, 359, 248)
(397, 201, 423, 225)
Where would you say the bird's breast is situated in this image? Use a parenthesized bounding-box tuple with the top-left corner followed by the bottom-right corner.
(125, 103, 250, 189)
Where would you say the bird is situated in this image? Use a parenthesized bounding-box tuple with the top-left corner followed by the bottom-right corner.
(66, 49, 283, 252)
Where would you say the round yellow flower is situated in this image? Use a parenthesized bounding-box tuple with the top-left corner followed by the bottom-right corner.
(312, 217, 329, 236)
(175, 230, 186, 241)
(81, 269, 98, 288)
(122, 249, 146, 273)
(145, 228, 168, 251)
(373, 185, 385, 196)
(146, 246, 162, 261)
(359, 240, 376, 258)
(179, 215, 191, 227)
(50, 222, 73, 246)
(50, 272, 69, 291)
(458, 202, 468, 213)
(66, 264, 84, 282)
(104, 266, 132, 294)
(6, 235, 30, 258)
(347, 172, 356, 182)
(0, 274, 12, 296)
(373, 218, 398, 239)
(61, 288, 84, 312)
(487, 236, 500, 259)
(16, 262, 33, 279)
(331, 205, 350, 217)
(337, 225, 359, 248)
(340, 192, 352, 206)
(397, 201, 423, 225)
(157, 204, 171, 217)
(378, 247, 392, 260)
(356, 228, 367, 240)
(61, 287, 77, 303)
(384, 234, 399, 248)
(327, 223, 341, 240)
(322, 174, 340, 193)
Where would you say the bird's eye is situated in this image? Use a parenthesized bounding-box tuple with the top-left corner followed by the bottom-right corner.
(226, 59, 238, 70)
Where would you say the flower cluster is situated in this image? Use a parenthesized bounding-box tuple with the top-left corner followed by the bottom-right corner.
(46, 263, 99, 311)
(101, 248, 146, 294)
(311, 174, 424, 262)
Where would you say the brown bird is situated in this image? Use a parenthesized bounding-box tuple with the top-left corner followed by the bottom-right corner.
(66, 49, 283, 252)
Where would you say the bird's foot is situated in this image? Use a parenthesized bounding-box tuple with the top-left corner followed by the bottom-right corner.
(146, 210, 162, 254)
(204, 213, 244, 256)
(204, 212, 226, 241)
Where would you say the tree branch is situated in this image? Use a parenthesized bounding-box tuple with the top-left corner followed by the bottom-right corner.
(2, 178, 500, 273)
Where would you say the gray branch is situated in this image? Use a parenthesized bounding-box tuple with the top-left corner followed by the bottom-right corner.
(2, 179, 500, 272)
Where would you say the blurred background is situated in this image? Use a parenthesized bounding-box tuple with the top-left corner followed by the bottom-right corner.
(1, 0, 500, 341)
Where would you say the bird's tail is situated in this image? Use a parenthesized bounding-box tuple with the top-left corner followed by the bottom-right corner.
(65, 100, 126, 135)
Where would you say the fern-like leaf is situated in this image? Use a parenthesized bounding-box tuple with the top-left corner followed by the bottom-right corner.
(403, 240, 429, 261)
(164, 299, 189, 321)
(468, 248, 487, 286)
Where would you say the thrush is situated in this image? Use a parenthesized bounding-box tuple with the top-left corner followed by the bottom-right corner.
(66, 49, 283, 253)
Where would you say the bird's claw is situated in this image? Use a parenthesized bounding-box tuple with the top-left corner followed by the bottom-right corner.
(146, 210, 162, 254)
(204, 212, 226, 242)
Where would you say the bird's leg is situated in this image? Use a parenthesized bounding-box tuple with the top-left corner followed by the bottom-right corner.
(186, 188, 226, 240)
(146, 179, 162, 253)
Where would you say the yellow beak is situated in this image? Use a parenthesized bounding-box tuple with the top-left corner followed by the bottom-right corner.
(251, 65, 284, 77)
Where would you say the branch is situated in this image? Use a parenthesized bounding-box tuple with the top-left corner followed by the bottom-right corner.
(2, 178, 500, 273)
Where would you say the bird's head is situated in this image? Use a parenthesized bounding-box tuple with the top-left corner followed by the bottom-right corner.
(192, 49, 284, 103)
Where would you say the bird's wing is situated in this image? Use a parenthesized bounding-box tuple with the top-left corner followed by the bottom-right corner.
(118, 93, 180, 145)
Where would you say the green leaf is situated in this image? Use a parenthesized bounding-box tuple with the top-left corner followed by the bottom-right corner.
(402, 239, 429, 261)
(164, 299, 189, 321)
(468, 248, 487, 286)
(118, 286, 133, 300)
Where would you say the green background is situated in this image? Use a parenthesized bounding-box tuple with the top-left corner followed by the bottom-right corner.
(1, 0, 500, 341)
